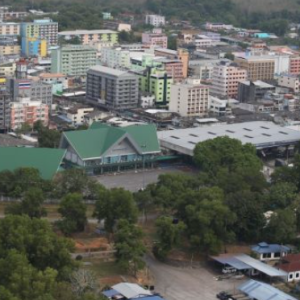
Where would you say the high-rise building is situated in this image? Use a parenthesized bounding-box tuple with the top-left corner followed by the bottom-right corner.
(211, 62, 247, 98)
(10, 97, 49, 130)
(101, 47, 131, 68)
(142, 29, 168, 48)
(51, 45, 97, 77)
(21, 18, 58, 46)
(0, 22, 20, 36)
(7, 78, 53, 106)
(169, 79, 210, 117)
(0, 77, 11, 132)
(86, 65, 139, 110)
(58, 30, 118, 45)
(234, 56, 275, 82)
(145, 15, 165, 27)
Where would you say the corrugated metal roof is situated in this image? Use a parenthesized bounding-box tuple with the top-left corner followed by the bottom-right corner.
(211, 255, 252, 270)
(236, 255, 287, 277)
(239, 279, 298, 300)
(112, 283, 152, 299)
(158, 121, 300, 156)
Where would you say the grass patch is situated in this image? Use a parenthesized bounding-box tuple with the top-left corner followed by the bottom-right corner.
(82, 259, 125, 278)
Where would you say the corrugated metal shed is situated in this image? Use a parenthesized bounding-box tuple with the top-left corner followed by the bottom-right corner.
(251, 242, 290, 254)
(236, 254, 287, 277)
(239, 279, 298, 300)
(211, 255, 251, 270)
(112, 283, 152, 299)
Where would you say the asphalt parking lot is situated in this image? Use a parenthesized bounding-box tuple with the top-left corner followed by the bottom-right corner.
(95, 165, 196, 192)
(145, 255, 246, 300)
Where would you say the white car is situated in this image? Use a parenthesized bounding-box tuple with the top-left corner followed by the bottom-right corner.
(222, 266, 237, 274)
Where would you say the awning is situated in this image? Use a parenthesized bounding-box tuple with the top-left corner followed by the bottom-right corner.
(211, 255, 252, 270)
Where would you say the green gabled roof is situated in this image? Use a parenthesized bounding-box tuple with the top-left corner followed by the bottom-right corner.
(123, 124, 160, 153)
(0, 147, 66, 180)
(64, 126, 125, 159)
(63, 123, 160, 160)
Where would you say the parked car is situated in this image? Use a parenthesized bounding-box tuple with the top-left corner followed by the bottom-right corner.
(222, 266, 237, 274)
(216, 291, 234, 300)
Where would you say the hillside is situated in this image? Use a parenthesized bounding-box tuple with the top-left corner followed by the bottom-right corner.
(3, 0, 300, 35)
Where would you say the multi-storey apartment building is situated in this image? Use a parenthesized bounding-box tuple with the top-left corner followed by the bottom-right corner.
(234, 56, 275, 81)
(101, 47, 131, 68)
(7, 78, 53, 106)
(0, 44, 20, 56)
(21, 18, 58, 46)
(0, 22, 20, 36)
(0, 78, 11, 132)
(169, 79, 210, 117)
(51, 45, 97, 77)
(278, 74, 300, 93)
(289, 56, 300, 75)
(0, 62, 16, 77)
(58, 30, 118, 45)
(142, 30, 168, 48)
(10, 97, 49, 130)
(86, 65, 139, 110)
(211, 62, 247, 98)
(145, 15, 166, 27)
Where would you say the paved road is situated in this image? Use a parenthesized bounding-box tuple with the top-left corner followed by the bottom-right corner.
(145, 255, 245, 300)
(95, 165, 196, 192)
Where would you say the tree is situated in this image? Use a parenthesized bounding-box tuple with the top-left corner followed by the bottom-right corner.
(185, 197, 236, 255)
(0, 250, 58, 300)
(114, 219, 146, 276)
(94, 188, 138, 234)
(267, 182, 297, 209)
(5, 187, 47, 218)
(0, 215, 75, 280)
(154, 216, 186, 260)
(224, 52, 234, 60)
(37, 127, 61, 148)
(134, 189, 154, 221)
(263, 208, 297, 243)
(225, 190, 265, 242)
(52, 169, 100, 198)
(58, 193, 87, 235)
(168, 36, 177, 50)
(15, 122, 31, 135)
(194, 137, 262, 175)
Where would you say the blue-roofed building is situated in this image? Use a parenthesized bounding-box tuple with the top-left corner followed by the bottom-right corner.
(251, 242, 290, 262)
(239, 279, 298, 300)
(253, 33, 270, 39)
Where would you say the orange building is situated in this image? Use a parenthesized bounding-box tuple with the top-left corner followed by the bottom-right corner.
(10, 98, 48, 130)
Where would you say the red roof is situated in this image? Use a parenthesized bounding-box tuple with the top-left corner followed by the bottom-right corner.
(278, 261, 300, 273)
(282, 254, 300, 263)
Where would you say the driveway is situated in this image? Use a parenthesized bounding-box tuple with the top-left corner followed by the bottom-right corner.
(145, 255, 246, 300)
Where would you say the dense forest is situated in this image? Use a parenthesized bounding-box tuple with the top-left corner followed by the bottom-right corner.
(2, 0, 300, 36)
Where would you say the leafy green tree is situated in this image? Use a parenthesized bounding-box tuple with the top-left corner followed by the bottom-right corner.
(154, 216, 186, 260)
(114, 219, 146, 276)
(94, 188, 138, 234)
(58, 193, 87, 235)
(168, 36, 177, 50)
(0, 250, 57, 300)
(225, 190, 265, 242)
(194, 137, 262, 175)
(185, 197, 236, 255)
(0, 215, 75, 280)
(53, 169, 100, 198)
(5, 188, 47, 218)
(267, 182, 297, 209)
(263, 208, 297, 243)
(15, 122, 31, 135)
(134, 189, 154, 221)
(37, 127, 61, 148)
